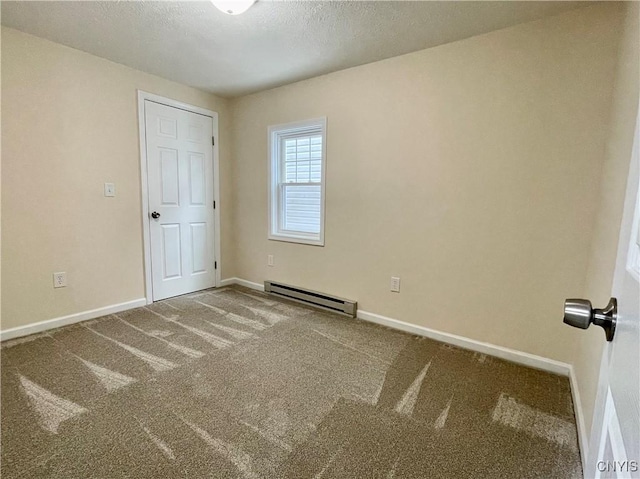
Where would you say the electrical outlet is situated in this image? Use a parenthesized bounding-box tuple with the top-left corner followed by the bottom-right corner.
(53, 272, 67, 288)
(268, 255, 274, 267)
(390, 276, 401, 293)
(104, 183, 116, 197)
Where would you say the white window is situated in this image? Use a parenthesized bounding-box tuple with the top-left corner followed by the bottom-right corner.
(269, 118, 326, 246)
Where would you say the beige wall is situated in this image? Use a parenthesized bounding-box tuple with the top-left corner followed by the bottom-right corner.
(1, 27, 232, 330)
(574, 2, 639, 438)
(1, 4, 636, 465)
(230, 4, 622, 364)
(0, 27, 3, 324)
(1, 4, 634, 429)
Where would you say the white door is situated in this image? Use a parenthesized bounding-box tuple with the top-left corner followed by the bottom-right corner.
(589, 107, 640, 478)
(144, 100, 216, 300)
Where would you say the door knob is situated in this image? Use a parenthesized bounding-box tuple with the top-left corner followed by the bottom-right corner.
(151, 211, 161, 219)
(563, 297, 617, 341)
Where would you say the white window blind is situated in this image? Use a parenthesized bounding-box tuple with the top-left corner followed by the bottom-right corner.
(269, 118, 326, 245)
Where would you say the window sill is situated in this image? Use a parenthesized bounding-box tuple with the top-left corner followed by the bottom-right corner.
(268, 233, 324, 247)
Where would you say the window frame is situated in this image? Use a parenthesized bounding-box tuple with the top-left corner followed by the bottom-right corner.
(268, 117, 327, 246)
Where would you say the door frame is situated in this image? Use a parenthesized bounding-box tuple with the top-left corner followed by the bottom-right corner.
(137, 90, 221, 304)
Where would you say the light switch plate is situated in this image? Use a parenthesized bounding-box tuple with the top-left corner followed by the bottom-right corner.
(104, 183, 116, 197)
(268, 255, 274, 267)
(390, 276, 401, 293)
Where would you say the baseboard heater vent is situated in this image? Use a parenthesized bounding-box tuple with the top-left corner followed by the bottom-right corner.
(264, 281, 357, 317)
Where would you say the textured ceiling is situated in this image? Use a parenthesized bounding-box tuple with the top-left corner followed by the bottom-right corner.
(1, 1, 591, 98)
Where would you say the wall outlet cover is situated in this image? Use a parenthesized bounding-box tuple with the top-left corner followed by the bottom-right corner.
(104, 183, 116, 197)
(53, 272, 67, 288)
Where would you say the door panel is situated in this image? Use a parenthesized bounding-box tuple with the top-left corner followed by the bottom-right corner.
(187, 122, 204, 142)
(189, 153, 206, 205)
(161, 224, 182, 280)
(190, 223, 207, 274)
(145, 100, 216, 300)
(591, 108, 640, 478)
(160, 148, 179, 206)
(157, 116, 177, 138)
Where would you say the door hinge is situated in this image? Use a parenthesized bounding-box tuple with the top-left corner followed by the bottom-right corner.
(213, 200, 216, 209)
(214, 261, 218, 269)
(212, 136, 215, 146)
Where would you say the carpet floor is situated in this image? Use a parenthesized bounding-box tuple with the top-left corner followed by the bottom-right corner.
(1, 286, 582, 478)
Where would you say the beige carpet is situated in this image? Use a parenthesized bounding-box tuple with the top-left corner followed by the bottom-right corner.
(1, 286, 582, 478)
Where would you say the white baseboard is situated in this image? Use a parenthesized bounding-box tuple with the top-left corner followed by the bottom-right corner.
(356, 306, 585, 472)
(569, 365, 589, 474)
(220, 277, 571, 376)
(0, 298, 147, 342)
(356, 309, 571, 376)
(3, 276, 587, 468)
(1, 278, 259, 341)
(220, 277, 264, 292)
(358, 308, 588, 470)
(221, 277, 585, 465)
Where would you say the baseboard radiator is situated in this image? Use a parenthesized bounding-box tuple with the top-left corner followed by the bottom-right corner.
(264, 281, 357, 317)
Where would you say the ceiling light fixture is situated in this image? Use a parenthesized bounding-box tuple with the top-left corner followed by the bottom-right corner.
(211, 0, 256, 15)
